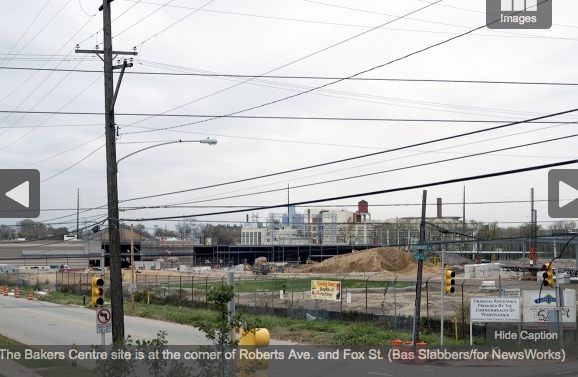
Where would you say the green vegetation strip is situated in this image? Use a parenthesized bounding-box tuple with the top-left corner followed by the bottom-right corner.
(167, 277, 415, 292)
(39, 292, 483, 346)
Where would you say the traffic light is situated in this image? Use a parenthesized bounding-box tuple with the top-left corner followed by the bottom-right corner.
(443, 268, 455, 294)
(541, 263, 554, 287)
(91, 277, 104, 306)
(238, 327, 270, 377)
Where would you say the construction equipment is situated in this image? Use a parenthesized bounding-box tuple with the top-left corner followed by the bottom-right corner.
(252, 257, 271, 275)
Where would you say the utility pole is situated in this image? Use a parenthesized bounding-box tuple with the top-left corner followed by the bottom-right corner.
(76, 0, 137, 342)
(412, 190, 427, 346)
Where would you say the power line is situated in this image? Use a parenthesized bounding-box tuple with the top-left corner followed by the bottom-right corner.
(0, 109, 573, 124)
(119, 106, 578, 204)
(125, 130, 578, 209)
(121, 0, 443, 132)
(120, 157, 578, 221)
(4, 65, 578, 86)
(120, 1, 529, 135)
(122, 0, 576, 42)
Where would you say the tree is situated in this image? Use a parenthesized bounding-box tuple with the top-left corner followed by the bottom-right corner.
(17, 219, 49, 240)
(175, 219, 200, 241)
(51, 227, 70, 240)
(0, 225, 14, 240)
(154, 227, 178, 239)
(200, 224, 235, 245)
(134, 223, 150, 236)
(548, 220, 577, 234)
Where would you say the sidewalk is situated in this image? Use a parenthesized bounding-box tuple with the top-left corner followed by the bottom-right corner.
(0, 359, 43, 377)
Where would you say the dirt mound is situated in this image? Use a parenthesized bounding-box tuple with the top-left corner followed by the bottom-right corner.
(296, 247, 440, 275)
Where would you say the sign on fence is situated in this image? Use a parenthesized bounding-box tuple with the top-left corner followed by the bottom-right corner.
(522, 289, 576, 330)
(470, 297, 521, 322)
(311, 280, 341, 301)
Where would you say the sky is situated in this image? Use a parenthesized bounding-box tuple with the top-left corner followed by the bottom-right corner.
(1, 0, 577, 235)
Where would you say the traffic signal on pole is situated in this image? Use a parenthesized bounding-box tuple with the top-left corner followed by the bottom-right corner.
(443, 268, 455, 294)
(541, 263, 554, 287)
(91, 277, 104, 306)
(238, 327, 270, 377)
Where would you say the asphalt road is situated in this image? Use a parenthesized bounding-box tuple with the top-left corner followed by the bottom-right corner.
(0, 296, 576, 377)
(0, 295, 294, 346)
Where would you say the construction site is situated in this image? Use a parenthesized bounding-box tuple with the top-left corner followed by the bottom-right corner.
(10, 245, 576, 335)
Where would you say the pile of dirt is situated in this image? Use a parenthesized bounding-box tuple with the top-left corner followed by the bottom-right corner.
(296, 247, 440, 275)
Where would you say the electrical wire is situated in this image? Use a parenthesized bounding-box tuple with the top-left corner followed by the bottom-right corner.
(123, 130, 578, 210)
(120, 157, 578, 222)
(130, 0, 218, 50)
(122, 0, 576, 42)
(121, 0, 444, 132)
(120, 1, 534, 135)
(119, 106, 578, 204)
(4, 65, 578, 86)
(0, 1, 54, 67)
(40, 143, 106, 183)
(0, 109, 573, 124)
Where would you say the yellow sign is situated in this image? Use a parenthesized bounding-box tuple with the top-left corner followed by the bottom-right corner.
(311, 280, 341, 301)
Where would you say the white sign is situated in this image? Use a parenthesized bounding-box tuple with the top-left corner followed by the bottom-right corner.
(129, 283, 137, 293)
(279, 290, 284, 300)
(522, 289, 576, 330)
(470, 297, 520, 322)
(346, 292, 351, 304)
(96, 308, 112, 334)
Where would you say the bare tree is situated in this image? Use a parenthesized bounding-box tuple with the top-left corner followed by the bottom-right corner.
(175, 219, 200, 241)
(548, 220, 577, 234)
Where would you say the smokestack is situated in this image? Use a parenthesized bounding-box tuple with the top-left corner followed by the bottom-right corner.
(437, 198, 442, 218)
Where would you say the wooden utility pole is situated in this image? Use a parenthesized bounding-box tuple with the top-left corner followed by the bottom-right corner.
(76, 0, 137, 342)
(412, 190, 427, 346)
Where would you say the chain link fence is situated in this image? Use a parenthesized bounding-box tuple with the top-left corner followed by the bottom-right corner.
(47, 270, 578, 339)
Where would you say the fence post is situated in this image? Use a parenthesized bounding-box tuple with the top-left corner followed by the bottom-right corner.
(271, 276, 275, 315)
(144, 274, 147, 292)
(340, 276, 346, 323)
(254, 276, 257, 314)
(191, 275, 195, 305)
(365, 276, 370, 325)
(426, 277, 430, 333)
(168, 274, 171, 296)
(461, 279, 467, 339)
(205, 276, 209, 308)
(179, 275, 182, 300)
(291, 275, 296, 318)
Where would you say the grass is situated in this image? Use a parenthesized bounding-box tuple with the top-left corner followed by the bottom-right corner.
(168, 277, 415, 292)
(0, 335, 94, 377)
(38, 291, 484, 346)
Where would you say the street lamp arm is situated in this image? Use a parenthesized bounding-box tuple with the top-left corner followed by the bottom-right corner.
(117, 138, 217, 164)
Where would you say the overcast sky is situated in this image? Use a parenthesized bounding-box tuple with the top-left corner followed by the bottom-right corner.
(1, 0, 577, 234)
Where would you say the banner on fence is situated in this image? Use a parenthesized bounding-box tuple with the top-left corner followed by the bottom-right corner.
(311, 280, 341, 301)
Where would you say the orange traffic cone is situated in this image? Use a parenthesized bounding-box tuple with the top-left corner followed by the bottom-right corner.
(27, 291, 33, 300)
(3, 286, 8, 296)
(14, 289, 20, 298)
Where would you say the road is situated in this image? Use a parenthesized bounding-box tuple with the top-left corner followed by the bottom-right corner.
(0, 295, 294, 346)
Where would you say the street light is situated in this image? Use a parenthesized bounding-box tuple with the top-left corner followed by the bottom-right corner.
(107, 137, 217, 342)
(117, 138, 218, 165)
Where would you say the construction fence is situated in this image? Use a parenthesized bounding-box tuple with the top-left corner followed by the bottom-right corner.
(47, 270, 578, 338)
